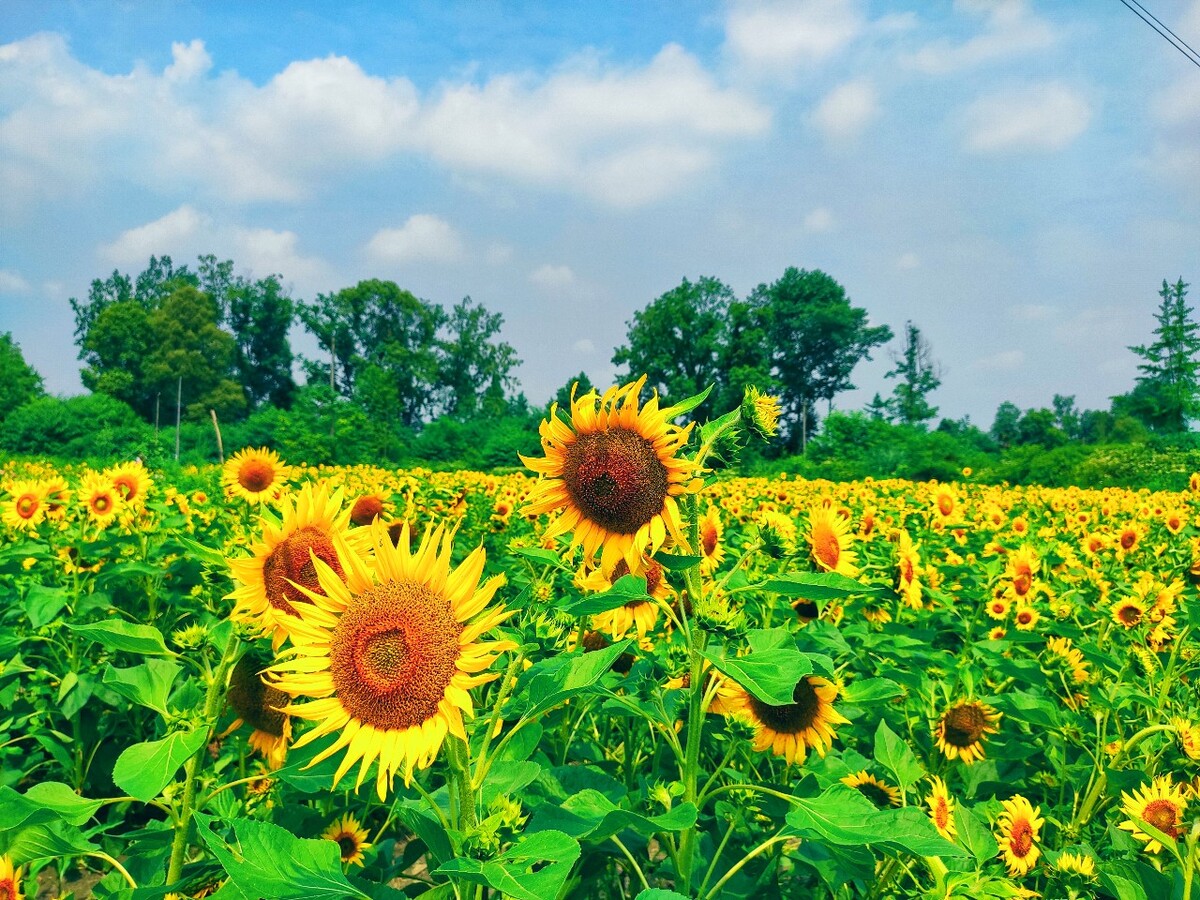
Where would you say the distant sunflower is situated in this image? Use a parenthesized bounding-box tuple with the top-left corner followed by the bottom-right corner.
(895, 531, 922, 609)
(995, 795, 1043, 876)
(1045, 636, 1090, 684)
(77, 471, 122, 528)
(933, 485, 957, 520)
(935, 700, 1000, 764)
(1173, 718, 1200, 761)
(323, 814, 372, 866)
(106, 461, 153, 508)
(841, 771, 900, 808)
(269, 522, 514, 799)
(0, 854, 24, 900)
(926, 776, 956, 840)
(1111, 597, 1146, 629)
(698, 506, 725, 575)
(1005, 546, 1039, 600)
(2, 480, 44, 531)
(227, 483, 366, 648)
(224, 447, 290, 505)
(1119, 776, 1188, 853)
(1013, 605, 1039, 631)
(349, 493, 387, 527)
(226, 652, 292, 770)
(40, 477, 70, 521)
(806, 504, 858, 577)
(520, 377, 697, 573)
(730, 675, 849, 766)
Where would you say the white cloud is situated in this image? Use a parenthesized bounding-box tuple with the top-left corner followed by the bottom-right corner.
(99, 205, 207, 265)
(0, 269, 30, 292)
(811, 78, 878, 140)
(572, 338, 596, 354)
(164, 39, 211, 82)
(903, 0, 1056, 75)
(723, 0, 864, 75)
(530, 264, 575, 289)
(963, 82, 1091, 152)
(803, 207, 834, 232)
(364, 215, 464, 264)
(897, 252, 920, 270)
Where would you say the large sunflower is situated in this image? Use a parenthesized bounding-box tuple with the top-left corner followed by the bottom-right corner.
(224, 447, 290, 505)
(1119, 776, 1188, 853)
(995, 795, 1043, 876)
(106, 461, 153, 509)
(2, 480, 44, 531)
(935, 699, 1001, 764)
(0, 854, 24, 900)
(805, 504, 858, 577)
(520, 377, 697, 573)
(269, 521, 514, 800)
(730, 674, 849, 766)
(228, 483, 367, 648)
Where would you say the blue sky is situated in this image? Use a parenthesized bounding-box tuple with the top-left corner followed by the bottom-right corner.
(2, 0, 1199, 427)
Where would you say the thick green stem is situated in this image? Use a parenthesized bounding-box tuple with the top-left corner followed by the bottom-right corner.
(446, 735, 477, 839)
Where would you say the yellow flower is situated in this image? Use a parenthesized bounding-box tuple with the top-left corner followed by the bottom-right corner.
(728, 675, 849, 766)
(841, 771, 900, 808)
(935, 700, 1000, 764)
(0, 854, 24, 900)
(223, 447, 290, 505)
(926, 776, 956, 840)
(995, 795, 1043, 876)
(323, 814, 372, 866)
(1119, 776, 1188, 853)
(1055, 851, 1096, 878)
(805, 503, 858, 577)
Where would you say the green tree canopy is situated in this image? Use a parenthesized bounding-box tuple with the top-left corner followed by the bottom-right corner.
(439, 297, 520, 420)
(0, 332, 44, 423)
(1124, 278, 1200, 432)
(885, 321, 941, 427)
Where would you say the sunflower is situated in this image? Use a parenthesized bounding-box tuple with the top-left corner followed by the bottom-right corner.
(730, 675, 849, 766)
(228, 483, 368, 648)
(895, 531, 922, 609)
(995, 795, 1043, 876)
(1111, 596, 1146, 629)
(2, 480, 44, 531)
(1005, 546, 1039, 600)
(1055, 851, 1096, 878)
(0, 855, 24, 900)
(988, 626, 1007, 641)
(1045, 636, 1090, 684)
(698, 506, 726, 575)
(926, 776, 956, 840)
(805, 504, 858, 577)
(841, 771, 900, 808)
(1119, 776, 1189, 853)
(224, 447, 290, 505)
(986, 595, 1011, 620)
(226, 652, 292, 770)
(580, 556, 668, 639)
(323, 814, 372, 866)
(77, 471, 122, 528)
(106, 461, 153, 508)
(934, 700, 1000, 764)
(40, 477, 70, 521)
(269, 521, 514, 799)
(1173, 718, 1200, 761)
(1013, 605, 1039, 631)
(349, 493, 387, 527)
(520, 377, 697, 573)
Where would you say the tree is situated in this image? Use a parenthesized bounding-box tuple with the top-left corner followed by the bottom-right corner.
(438, 297, 520, 420)
(0, 332, 44, 422)
(1052, 394, 1081, 441)
(227, 274, 296, 409)
(70, 255, 196, 348)
(552, 372, 595, 411)
(991, 401, 1022, 449)
(884, 321, 941, 427)
(748, 267, 892, 452)
(1127, 278, 1200, 432)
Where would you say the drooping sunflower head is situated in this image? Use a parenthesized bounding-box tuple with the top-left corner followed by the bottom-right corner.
(841, 771, 900, 808)
(926, 775, 956, 840)
(2, 480, 44, 532)
(224, 447, 290, 505)
(935, 699, 1001, 764)
(520, 377, 698, 573)
(270, 520, 515, 799)
(733, 675, 850, 766)
(698, 505, 725, 574)
(227, 651, 292, 770)
(1119, 776, 1189, 853)
(995, 794, 1043, 876)
(349, 493, 387, 528)
(806, 503, 858, 577)
(106, 461, 153, 507)
(0, 854, 24, 900)
(78, 471, 122, 528)
(323, 814, 372, 866)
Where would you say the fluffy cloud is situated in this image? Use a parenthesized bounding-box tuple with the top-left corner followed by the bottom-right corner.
(897, 252, 920, 270)
(365, 215, 465, 264)
(811, 78, 878, 140)
(723, 0, 864, 75)
(803, 207, 834, 232)
(903, 0, 1056, 75)
(0, 269, 31, 293)
(529, 264, 575, 290)
(963, 81, 1091, 152)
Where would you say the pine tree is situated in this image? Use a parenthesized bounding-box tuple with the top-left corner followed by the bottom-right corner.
(884, 321, 941, 427)
(1128, 278, 1200, 432)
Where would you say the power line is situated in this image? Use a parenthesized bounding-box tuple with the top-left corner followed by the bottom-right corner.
(1117, 0, 1200, 71)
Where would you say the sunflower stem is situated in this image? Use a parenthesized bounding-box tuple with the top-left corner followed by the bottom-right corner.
(446, 734, 477, 845)
(676, 626, 708, 892)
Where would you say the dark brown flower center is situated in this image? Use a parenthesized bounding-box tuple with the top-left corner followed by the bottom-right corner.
(328, 581, 462, 730)
(560, 428, 668, 535)
(350, 495, 385, 527)
(227, 655, 288, 736)
(856, 780, 895, 808)
(943, 703, 988, 747)
(239, 459, 277, 493)
(1121, 530, 1137, 550)
(1118, 604, 1142, 626)
(748, 677, 820, 734)
(337, 834, 359, 861)
(1143, 799, 1181, 836)
(701, 522, 720, 557)
(16, 495, 37, 517)
(262, 525, 343, 617)
(1009, 819, 1033, 856)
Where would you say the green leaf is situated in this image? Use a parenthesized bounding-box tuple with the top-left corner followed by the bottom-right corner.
(516, 640, 634, 719)
(192, 811, 369, 900)
(635, 891, 692, 900)
(987, 691, 1060, 729)
(761, 572, 886, 599)
(0, 782, 104, 829)
(176, 535, 228, 569)
(746, 626, 793, 653)
(113, 728, 208, 801)
(654, 552, 704, 571)
(24, 585, 68, 629)
(68, 621, 170, 656)
(953, 804, 998, 864)
(561, 575, 649, 617)
(0, 819, 99, 864)
(659, 383, 713, 420)
(435, 830, 581, 900)
(529, 789, 697, 842)
(702, 646, 813, 707)
(513, 547, 568, 570)
(843, 678, 905, 704)
(784, 786, 968, 858)
(873, 719, 925, 792)
(395, 801, 454, 868)
(103, 659, 182, 717)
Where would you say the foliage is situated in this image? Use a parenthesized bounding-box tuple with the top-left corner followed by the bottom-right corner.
(0, 393, 152, 459)
(0, 332, 43, 423)
(1126, 277, 1200, 432)
(884, 321, 941, 427)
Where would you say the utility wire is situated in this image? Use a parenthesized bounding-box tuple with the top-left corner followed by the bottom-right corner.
(1117, 0, 1200, 70)
(1129, 0, 1200, 63)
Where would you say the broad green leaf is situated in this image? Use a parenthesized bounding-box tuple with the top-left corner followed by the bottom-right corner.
(842, 678, 905, 704)
(0, 819, 99, 864)
(654, 552, 704, 571)
(395, 801, 454, 867)
(746, 626, 793, 653)
(0, 782, 104, 829)
(480, 760, 542, 806)
(192, 811, 369, 900)
(436, 830, 580, 900)
(175, 535, 228, 569)
(113, 728, 208, 802)
(702, 647, 813, 707)
(988, 691, 1060, 729)
(515, 640, 633, 719)
(873, 719, 925, 792)
(953, 804, 998, 864)
(659, 383, 713, 420)
(785, 786, 967, 858)
(68, 621, 169, 656)
(103, 659, 181, 717)
(562, 575, 649, 617)
(635, 891, 692, 900)
(24, 585, 68, 629)
(762, 571, 887, 599)
(513, 547, 568, 569)
(528, 789, 697, 842)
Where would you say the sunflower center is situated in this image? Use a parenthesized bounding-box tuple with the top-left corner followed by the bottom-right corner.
(933, 799, 951, 830)
(0, 878, 15, 900)
(1118, 604, 1142, 626)
(938, 495, 954, 516)
(701, 523, 719, 557)
(228, 656, 288, 736)
(262, 525, 344, 617)
(943, 704, 987, 747)
(856, 781, 895, 808)
(811, 522, 841, 571)
(93, 495, 111, 513)
(748, 677, 820, 734)
(336, 834, 359, 861)
(351, 495, 385, 527)
(329, 580, 463, 731)
(1143, 799, 1181, 835)
(1013, 573, 1032, 596)
(1121, 531, 1137, 549)
(560, 428, 669, 535)
(1009, 819, 1033, 856)
(239, 459, 277, 493)
(114, 477, 137, 500)
(16, 495, 37, 517)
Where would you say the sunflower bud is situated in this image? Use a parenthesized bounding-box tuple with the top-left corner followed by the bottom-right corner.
(741, 386, 782, 441)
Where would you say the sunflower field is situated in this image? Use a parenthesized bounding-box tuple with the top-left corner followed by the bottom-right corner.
(4, 379, 1200, 900)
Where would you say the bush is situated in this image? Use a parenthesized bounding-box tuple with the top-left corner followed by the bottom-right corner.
(1, 394, 152, 461)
